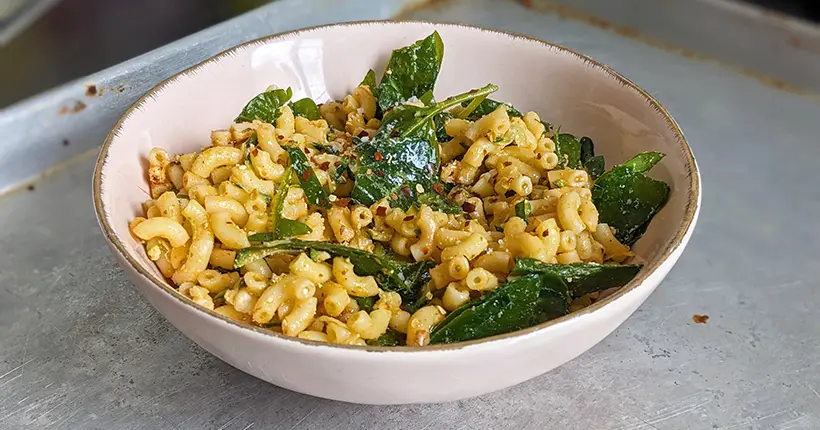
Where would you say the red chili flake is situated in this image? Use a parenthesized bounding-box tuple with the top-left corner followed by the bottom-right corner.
(432, 183, 445, 195)
(391, 193, 399, 200)
(536, 153, 543, 160)
(319, 199, 328, 207)
(400, 186, 412, 198)
(469, 89, 478, 93)
(462, 202, 477, 212)
(503, 161, 513, 167)
(251, 147, 259, 156)
(421, 246, 430, 254)
(403, 215, 414, 221)
(334, 161, 342, 167)
(692, 314, 709, 324)
(374, 152, 383, 161)
(319, 162, 330, 171)
(302, 147, 309, 154)
(334, 197, 351, 207)
(390, 129, 400, 137)
(376, 206, 387, 216)
(358, 131, 369, 138)
(375, 171, 385, 177)
(301, 170, 312, 181)
(277, 135, 285, 140)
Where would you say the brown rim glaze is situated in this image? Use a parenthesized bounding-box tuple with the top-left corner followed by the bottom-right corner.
(93, 21, 700, 353)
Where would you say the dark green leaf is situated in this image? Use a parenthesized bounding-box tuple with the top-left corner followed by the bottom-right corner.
(434, 112, 454, 143)
(429, 274, 570, 344)
(353, 296, 378, 312)
(333, 158, 350, 183)
(592, 152, 670, 245)
(460, 98, 522, 120)
(579, 136, 595, 165)
(267, 167, 292, 234)
(235, 87, 293, 123)
(376, 31, 444, 111)
(360, 69, 377, 90)
(308, 248, 324, 262)
(554, 133, 582, 169)
(311, 142, 340, 155)
(457, 94, 489, 119)
(290, 98, 321, 120)
(512, 258, 642, 297)
(585, 155, 606, 180)
(233, 240, 435, 305)
(284, 146, 331, 208)
(514, 200, 532, 222)
(367, 329, 404, 346)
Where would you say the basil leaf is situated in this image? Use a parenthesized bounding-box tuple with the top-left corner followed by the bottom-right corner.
(235, 87, 293, 123)
(353, 296, 378, 312)
(376, 31, 444, 111)
(579, 136, 595, 165)
(429, 273, 570, 344)
(284, 146, 331, 209)
(585, 155, 605, 180)
(512, 258, 642, 297)
(592, 152, 670, 245)
(290, 98, 321, 120)
(554, 133, 582, 169)
(514, 200, 532, 222)
(433, 112, 454, 143)
(360, 69, 377, 90)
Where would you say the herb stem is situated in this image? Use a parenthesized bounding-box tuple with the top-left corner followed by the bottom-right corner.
(401, 83, 498, 137)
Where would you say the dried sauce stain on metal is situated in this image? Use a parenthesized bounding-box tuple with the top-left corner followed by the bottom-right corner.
(85, 84, 99, 97)
(692, 314, 709, 324)
(512, 0, 819, 100)
(59, 100, 87, 115)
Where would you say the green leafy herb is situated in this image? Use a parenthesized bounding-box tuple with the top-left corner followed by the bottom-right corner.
(554, 133, 582, 169)
(246, 167, 311, 242)
(234, 239, 434, 308)
(308, 248, 324, 262)
(585, 155, 605, 180)
(457, 94, 489, 119)
(512, 258, 642, 297)
(284, 146, 331, 208)
(553, 179, 567, 188)
(353, 296, 378, 312)
(235, 87, 293, 123)
(592, 152, 670, 245)
(514, 200, 532, 222)
(290, 98, 321, 120)
(579, 136, 595, 165)
(360, 69, 377, 90)
(460, 98, 522, 120)
(433, 112, 454, 143)
(429, 273, 570, 344)
(333, 158, 350, 183)
(261, 319, 282, 328)
(212, 289, 227, 300)
(376, 31, 444, 111)
(310, 142, 339, 155)
(367, 329, 404, 346)
(350, 84, 498, 213)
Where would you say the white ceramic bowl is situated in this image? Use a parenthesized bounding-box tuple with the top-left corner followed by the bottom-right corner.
(93, 21, 700, 404)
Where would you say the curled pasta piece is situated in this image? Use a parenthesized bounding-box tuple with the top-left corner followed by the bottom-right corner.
(191, 146, 242, 178)
(406, 305, 446, 346)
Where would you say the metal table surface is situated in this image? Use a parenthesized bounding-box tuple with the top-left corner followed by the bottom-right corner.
(1, 0, 819, 428)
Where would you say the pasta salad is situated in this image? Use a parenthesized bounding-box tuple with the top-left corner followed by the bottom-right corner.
(130, 32, 669, 346)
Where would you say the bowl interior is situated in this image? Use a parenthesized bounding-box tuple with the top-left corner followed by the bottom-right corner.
(96, 21, 697, 343)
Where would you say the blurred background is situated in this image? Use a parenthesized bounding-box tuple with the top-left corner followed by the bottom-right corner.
(0, 0, 819, 108)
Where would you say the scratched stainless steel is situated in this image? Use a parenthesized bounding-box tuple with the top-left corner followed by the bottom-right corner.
(1, 0, 820, 428)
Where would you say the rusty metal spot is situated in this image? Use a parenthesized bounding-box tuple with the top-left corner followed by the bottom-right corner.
(59, 100, 87, 115)
(85, 85, 98, 97)
(692, 314, 709, 324)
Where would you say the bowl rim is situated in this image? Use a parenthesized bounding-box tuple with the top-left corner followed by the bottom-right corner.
(93, 20, 700, 353)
